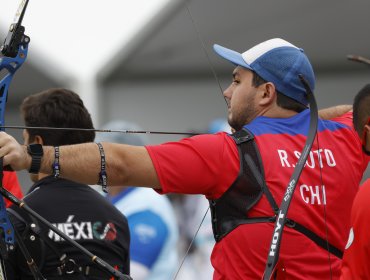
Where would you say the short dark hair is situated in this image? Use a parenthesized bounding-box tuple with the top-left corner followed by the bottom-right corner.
(353, 84, 370, 137)
(20, 88, 95, 145)
(251, 71, 307, 113)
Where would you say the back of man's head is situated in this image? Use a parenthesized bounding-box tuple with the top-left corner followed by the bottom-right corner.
(353, 84, 370, 137)
(95, 120, 149, 146)
(21, 88, 95, 146)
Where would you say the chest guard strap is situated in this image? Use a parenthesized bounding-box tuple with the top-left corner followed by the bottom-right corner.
(209, 128, 276, 242)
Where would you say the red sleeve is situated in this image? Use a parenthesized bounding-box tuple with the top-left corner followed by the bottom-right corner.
(146, 133, 239, 199)
(341, 179, 370, 279)
(2, 171, 23, 207)
(331, 111, 353, 127)
(332, 111, 370, 163)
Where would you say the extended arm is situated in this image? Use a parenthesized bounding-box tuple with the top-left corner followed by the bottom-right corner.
(0, 134, 161, 189)
(318, 105, 352, 120)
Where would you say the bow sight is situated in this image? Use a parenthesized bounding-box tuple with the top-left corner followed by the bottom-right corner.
(1, 0, 30, 58)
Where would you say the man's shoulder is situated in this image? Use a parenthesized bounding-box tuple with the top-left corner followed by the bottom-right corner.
(320, 111, 353, 128)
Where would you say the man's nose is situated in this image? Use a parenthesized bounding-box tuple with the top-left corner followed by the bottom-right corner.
(223, 85, 232, 99)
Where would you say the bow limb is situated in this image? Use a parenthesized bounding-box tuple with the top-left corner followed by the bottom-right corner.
(263, 75, 319, 279)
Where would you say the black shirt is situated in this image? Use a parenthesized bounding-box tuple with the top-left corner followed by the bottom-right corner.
(4, 176, 130, 279)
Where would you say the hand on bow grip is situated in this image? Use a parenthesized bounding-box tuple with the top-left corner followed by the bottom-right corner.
(0, 132, 30, 172)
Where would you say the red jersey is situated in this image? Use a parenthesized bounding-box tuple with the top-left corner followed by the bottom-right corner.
(147, 111, 368, 279)
(340, 179, 370, 279)
(3, 171, 23, 207)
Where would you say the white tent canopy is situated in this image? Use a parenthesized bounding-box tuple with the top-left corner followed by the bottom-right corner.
(0, 0, 180, 123)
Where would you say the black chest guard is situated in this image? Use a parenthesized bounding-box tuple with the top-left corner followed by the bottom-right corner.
(209, 128, 278, 242)
(208, 128, 343, 259)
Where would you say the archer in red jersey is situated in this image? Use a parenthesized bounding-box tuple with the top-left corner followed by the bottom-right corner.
(341, 84, 370, 280)
(0, 38, 367, 279)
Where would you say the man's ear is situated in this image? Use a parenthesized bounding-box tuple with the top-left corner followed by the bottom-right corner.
(364, 124, 370, 152)
(33, 135, 44, 145)
(259, 82, 277, 106)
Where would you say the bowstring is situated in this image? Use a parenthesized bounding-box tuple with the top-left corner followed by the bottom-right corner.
(172, 3, 228, 278)
(185, 5, 228, 107)
(172, 207, 210, 280)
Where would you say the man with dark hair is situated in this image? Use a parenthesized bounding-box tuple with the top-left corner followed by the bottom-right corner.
(20, 88, 95, 146)
(341, 84, 370, 279)
(0, 39, 368, 279)
(352, 84, 370, 152)
(4, 88, 130, 279)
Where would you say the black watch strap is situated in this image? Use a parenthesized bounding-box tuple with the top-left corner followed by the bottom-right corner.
(27, 144, 43, 174)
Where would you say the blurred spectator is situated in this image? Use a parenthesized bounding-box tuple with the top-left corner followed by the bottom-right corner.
(341, 84, 370, 279)
(96, 120, 179, 280)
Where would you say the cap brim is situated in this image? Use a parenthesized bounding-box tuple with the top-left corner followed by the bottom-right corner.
(213, 44, 252, 70)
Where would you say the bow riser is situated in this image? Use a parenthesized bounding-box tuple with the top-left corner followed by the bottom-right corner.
(0, 45, 29, 129)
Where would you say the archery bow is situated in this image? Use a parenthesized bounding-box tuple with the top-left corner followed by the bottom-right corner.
(0, 1, 48, 278)
(0, 0, 30, 277)
(263, 75, 319, 279)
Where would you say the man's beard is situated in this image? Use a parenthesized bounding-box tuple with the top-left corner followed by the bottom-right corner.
(228, 97, 257, 131)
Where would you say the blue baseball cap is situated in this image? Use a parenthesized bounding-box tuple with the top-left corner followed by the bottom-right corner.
(213, 38, 315, 106)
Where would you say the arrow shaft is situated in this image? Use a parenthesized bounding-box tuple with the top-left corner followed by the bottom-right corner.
(1, 125, 201, 136)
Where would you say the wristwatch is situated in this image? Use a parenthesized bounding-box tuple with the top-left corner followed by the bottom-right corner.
(27, 144, 43, 174)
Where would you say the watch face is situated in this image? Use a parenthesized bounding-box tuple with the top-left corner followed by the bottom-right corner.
(28, 144, 43, 155)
